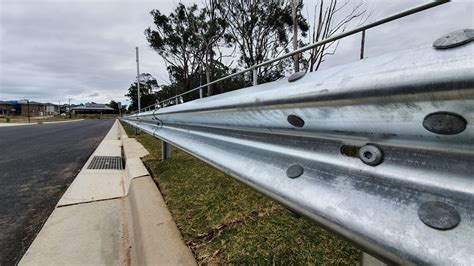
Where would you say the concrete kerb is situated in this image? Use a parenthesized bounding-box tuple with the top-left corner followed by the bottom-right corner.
(20, 119, 196, 265)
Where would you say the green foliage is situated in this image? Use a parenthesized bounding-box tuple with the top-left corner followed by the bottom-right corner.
(124, 73, 159, 111)
(139, 0, 309, 104)
(107, 100, 127, 113)
(145, 4, 202, 87)
(219, 0, 309, 83)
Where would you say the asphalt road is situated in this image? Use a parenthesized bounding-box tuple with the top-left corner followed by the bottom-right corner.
(0, 119, 115, 265)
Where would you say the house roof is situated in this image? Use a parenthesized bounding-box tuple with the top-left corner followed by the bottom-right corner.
(0, 101, 13, 105)
(20, 101, 44, 105)
(71, 104, 114, 111)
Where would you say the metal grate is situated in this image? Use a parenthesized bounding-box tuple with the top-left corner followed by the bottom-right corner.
(87, 156, 123, 170)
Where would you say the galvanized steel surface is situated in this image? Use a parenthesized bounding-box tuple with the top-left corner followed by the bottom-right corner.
(123, 43, 474, 264)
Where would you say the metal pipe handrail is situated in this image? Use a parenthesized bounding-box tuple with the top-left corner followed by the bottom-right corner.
(136, 0, 448, 113)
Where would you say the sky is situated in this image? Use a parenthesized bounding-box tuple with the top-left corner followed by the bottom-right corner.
(0, 0, 472, 106)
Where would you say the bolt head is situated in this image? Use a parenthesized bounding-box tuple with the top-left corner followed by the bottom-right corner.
(423, 111, 467, 135)
(418, 201, 460, 230)
(287, 115, 305, 128)
(288, 71, 306, 82)
(286, 164, 304, 178)
(433, 29, 474, 49)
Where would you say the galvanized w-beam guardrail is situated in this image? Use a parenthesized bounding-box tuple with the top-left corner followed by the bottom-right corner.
(122, 1, 473, 263)
(123, 36, 474, 264)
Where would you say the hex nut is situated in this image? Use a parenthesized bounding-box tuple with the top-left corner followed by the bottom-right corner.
(359, 144, 383, 166)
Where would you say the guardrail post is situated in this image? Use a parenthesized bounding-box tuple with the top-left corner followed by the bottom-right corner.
(162, 141, 171, 160)
(199, 88, 203, 98)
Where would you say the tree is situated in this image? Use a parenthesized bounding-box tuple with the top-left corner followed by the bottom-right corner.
(145, 4, 202, 93)
(292, 0, 302, 72)
(107, 100, 119, 111)
(308, 0, 370, 72)
(219, 0, 309, 83)
(107, 100, 127, 113)
(194, 0, 232, 96)
(124, 73, 159, 111)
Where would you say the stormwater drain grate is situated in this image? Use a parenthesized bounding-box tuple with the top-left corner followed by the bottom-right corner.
(87, 156, 123, 170)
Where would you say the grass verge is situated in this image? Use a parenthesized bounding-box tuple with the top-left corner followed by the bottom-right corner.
(123, 125, 360, 264)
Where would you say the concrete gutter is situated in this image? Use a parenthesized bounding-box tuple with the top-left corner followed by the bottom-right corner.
(20, 120, 196, 265)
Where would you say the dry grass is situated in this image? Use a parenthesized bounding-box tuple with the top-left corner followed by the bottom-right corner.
(123, 124, 361, 264)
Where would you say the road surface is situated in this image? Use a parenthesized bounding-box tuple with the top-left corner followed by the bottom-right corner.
(0, 119, 115, 264)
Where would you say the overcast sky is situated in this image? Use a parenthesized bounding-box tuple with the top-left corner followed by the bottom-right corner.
(0, 0, 472, 105)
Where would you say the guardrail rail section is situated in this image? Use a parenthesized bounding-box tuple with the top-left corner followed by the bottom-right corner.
(122, 3, 474, 264)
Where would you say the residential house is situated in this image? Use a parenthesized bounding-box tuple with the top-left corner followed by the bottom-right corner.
(43, 103, 59, 115)
(0, 101, 14, 116)
(20, 101, 45, 117)
(71, 103, 115, 114)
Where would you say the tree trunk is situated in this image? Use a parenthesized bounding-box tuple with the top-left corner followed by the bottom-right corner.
(292, 0, 299, 72)
(206, 49, 214, 96)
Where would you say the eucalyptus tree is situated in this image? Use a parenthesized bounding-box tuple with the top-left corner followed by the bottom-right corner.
(308, 0, 370, 72)
(219, 0, 309, 83)
(145, 4, 202, 92)
(124, 73, 159, 111)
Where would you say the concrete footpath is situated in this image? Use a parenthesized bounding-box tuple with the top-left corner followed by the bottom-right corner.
(20, 120, 196, 265)
(0, 119, 84, 127)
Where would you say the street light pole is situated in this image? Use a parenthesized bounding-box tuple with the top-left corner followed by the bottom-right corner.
(136, 47, 141, 113)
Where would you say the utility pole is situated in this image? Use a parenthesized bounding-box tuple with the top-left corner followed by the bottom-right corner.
(68, 98, 72, 119)
(27, 100, 30, 123)
(360, 30, 366, 60)
(136, 47, 141, 113)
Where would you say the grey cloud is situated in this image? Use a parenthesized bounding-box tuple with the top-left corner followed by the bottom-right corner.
(0, 0, 472, 105)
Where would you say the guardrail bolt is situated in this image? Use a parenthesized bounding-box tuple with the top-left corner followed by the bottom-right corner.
(287, 115, 305, 128)
(359, 144, 383, 166)
(288, 71, 306, 82)
(433, 29, 474, 49)
(286, 164, 304, 178)
(418, 201, 460, 230)
(422, 111, 467, 135)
